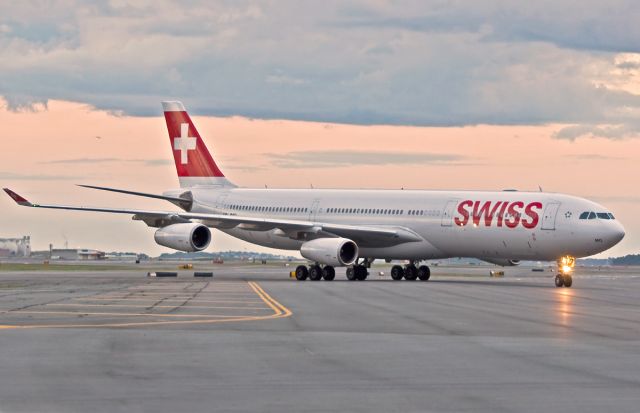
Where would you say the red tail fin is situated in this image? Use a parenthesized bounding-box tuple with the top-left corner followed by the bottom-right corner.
(162, 101, 234, 187)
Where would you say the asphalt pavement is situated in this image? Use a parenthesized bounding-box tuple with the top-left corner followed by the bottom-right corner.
(0, 264, 639, 413)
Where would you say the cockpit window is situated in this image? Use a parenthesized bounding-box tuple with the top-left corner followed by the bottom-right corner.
(579, 211, 615, 220)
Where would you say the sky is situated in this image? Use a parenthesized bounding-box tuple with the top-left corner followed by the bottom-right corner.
(0, 0, 638, 257)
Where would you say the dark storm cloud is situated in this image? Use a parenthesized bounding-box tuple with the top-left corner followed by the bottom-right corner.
(1, 1, 640, 138)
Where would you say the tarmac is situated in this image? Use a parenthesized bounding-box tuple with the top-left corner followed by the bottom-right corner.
(0, 263, 639, 413)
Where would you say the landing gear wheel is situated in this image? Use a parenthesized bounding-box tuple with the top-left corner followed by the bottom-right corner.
(346, 267, 357, 281)
(554, 274, 564, 288)
(418, 265, 431, 281)
(309, 265, 323, 281)
(563, 274, 573, 288)
(295, 265, 309, 281)
(322, 266, 336, 281)
(355, 265, 368, 281)
(404, 265, 418, 281)
(391, 265, 404, 281)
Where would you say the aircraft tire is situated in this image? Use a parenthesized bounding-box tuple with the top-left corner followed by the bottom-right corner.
(404, 265, 418, 281)
(554, 274, 564, 287)
(355, 265, 368, 281)
(391, 265, 404, 281)
(309, 265, 323, 281)
(418, 265, 431, 281)
(322, 266, 336, 281)
(296, 265, 309, 281)
(563, 274, 573, 288)
(346, 267, 357, 281)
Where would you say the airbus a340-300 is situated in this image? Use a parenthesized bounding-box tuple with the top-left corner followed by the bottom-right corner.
(4, 102, 625, 287)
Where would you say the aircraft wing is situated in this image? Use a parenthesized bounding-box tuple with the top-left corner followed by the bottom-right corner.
(3, 189, 422, 247)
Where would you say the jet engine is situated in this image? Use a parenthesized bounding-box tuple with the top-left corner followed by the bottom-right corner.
(300, 238, 358, 267)
(154, 223, 211, 252)
(481, 258, 521, 267)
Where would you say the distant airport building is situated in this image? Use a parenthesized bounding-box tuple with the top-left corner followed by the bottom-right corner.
(78, 249, 106, 260)
(50, 248, 106, 260)
(0, 236, 31, 257)
(104, 253, 139, 261)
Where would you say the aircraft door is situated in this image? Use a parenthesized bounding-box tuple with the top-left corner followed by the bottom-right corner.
(215, 193, 229, 213)
(541, 202, 560, 230)
(309, 199, 320, 222)
(441, 200, 458, 227)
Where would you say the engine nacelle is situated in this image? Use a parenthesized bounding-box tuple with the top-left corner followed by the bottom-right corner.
(154, 223, 211, 252)
(481, 258, 521, 267)
(300, 238, 358, 267)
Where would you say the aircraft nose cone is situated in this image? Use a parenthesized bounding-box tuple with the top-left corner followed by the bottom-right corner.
(609, 222, 625, 246)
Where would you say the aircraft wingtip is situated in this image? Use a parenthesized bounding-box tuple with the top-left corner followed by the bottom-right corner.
(3, 188, 32, 206)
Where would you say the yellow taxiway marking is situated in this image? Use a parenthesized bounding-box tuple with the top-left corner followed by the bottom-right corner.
(46, 303, 272, 311)
(12, 311, 252, 318)
(74, 298, 265, 304)
(0, 281, 291, 329)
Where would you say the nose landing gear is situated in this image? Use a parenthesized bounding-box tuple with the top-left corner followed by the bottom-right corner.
(555, 256, 575, 288)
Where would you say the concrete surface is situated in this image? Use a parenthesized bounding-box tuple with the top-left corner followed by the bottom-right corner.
(0, 264, 639, 412)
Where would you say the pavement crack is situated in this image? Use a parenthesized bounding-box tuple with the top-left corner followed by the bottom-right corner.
(166, 282, 210, 313)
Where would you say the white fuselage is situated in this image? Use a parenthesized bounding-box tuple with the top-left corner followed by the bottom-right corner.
(176, 187, 625, 263)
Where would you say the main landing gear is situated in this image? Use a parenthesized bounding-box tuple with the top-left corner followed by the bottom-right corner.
(346, 265, 368, 281)
(391, 262, 431, 281)
(346, 258, 372, 281)
(555, 255, 575, 288)
(295, 264, 336, 281)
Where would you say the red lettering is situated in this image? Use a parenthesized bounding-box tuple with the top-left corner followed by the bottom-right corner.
(472, 201, 490, 226)
(472, 201, 503, 226)
(454, 200, 473, 226)
(497, 202, 509, 227)
(522, 202, 543, 229)
(488, 202, 503, 226)
(505, 201, 524, 228)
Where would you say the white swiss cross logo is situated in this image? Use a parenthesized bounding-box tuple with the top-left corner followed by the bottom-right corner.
(173, 123, 197, 164)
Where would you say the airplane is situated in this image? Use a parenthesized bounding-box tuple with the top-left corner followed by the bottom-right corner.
(4, 101, 625, 288)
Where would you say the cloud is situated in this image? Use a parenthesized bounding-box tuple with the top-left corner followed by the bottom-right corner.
(617, 61, 640, 70)
(334, 2, 640, 53)
(42, 158, 173, 166)
(568, 154, 624, 161)
(43, 157, 122, 164)
(554, 122, 640, 140)
(0, 171, 79, 181)
(264, 150, 466, 169)
(1, 1, 640, 136)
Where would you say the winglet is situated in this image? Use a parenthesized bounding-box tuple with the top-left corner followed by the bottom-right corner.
(3, 189, 33, 206)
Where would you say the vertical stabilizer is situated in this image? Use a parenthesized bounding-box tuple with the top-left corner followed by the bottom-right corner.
(162, 101, 236, 188)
